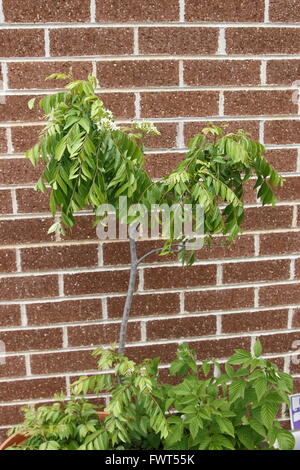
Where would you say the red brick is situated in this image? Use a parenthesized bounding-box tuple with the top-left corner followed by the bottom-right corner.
(99, 93, 135, 119)
(8, 61, 93, 90)
(144, 265, 217, 290)
(265, 121, 300, 145)
(190, 336, 251, 361)
(0, 328, 62, 353)
(184, 120, 260, 145)
(143, 123, 178, 149)
(31, 350, 98, 375)
(267, 60, 300, 85)
(0, 190, 12, 215)
(16, 188, 50, 214)
(0, 249, 16, 273)
(144, 153, 185, 179)
(276, 177, 300, 201)
(292, 309, 300, 328)
(296, 259, 300, 279)
(184, 60, 261, 86)
(11, 126, 42, 153)
(147, 316, 216, 341)
(0, 95, 44, 122)
(242, 180, 258, 204)
(96, 0, 179, 22)
(0, 29, 44, 58)
(98, 61, 179, 88)
(0, 429, 10, 444)
(290, 355, 300, 375)
(260, 232, 300, 256)
(64, 215, 98, 241)
(0, 218, 55, 244)
(242, 206, 293, 231)
(269, 0, 300, 22)
(64, 270, 130, 296)
(21, 244, 98, 271)
(127, 342, 178, 364)
(0, 305, 20, 327)
(3, 0, 91, 22)
(0, 159, 43, 185)
(141, 91, 219, 118)
(223, 259, 290, 284)
(139, 28, 218, 55)
(68, 322, 141, 347)
(0, 128, 7, 153)
(224, 91, 297, 116)
(0, 404, 24, 427)
(264, 148, 297, 173)
(222, 309, 288, 333)
(200, 235, 255, 260)
(259, 283, 300, 307)
(294, 378, 300, 392)
(27, 299, 102, 326)
(0, 356, 26, 378)
(0, 275, 58, 301)
(226, 28, 300, 55)
(108, 292, 180, 318)
(185, 0, 264, 22)
(104, 239, 179, 266)
(259, 332, 300, 355)
(0, 377, 66, 402)
(185, 287, 254, 313)
(50, 28, 134, 56)
(268, 357, 285, 371)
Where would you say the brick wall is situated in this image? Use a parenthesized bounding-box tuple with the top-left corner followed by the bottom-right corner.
(0, 0, 300, 437)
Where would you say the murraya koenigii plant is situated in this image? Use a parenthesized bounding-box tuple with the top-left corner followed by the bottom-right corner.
(7, 341, 295, 450)
(25, 73, 283, 354)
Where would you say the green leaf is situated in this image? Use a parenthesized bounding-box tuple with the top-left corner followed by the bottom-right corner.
(49, 191, 57, 217)
(236, 426, 256, 449)
(254, 377, 268, 402)
(229, 378, 246, 402)
(248, 417, 266, 438)
(28, 98, 36, 110)
(47, 221, 60, 234)
(215, 416, 235, 437)
(276, 429, 295, 451)
(260, 402, 279, 430)
(78, 117, 90, 133)
(201, 361, 211, 377)
(228, 349, 252, 365)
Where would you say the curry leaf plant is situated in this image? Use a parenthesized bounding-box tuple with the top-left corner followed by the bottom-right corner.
(25, 74, 283, 354)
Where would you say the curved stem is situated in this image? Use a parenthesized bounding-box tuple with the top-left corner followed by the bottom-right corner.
(136, 243, 184, 266)
(118, 239, 185, 355)
(118, 236, 138, 355)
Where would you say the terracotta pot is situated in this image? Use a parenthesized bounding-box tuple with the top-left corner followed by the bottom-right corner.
(0, 411, 109, 450)
(0, 434, 27, 451)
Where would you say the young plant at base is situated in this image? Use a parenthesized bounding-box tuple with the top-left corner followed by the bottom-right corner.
(6, 341, 295, 450)
(25, 74, 283, 356)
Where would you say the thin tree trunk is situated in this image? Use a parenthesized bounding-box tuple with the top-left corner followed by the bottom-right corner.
(118, 236, 138, 355)
(117, 238, 185, 355)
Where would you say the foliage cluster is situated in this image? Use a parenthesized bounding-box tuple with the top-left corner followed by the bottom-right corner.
(7, 342, 295, 451)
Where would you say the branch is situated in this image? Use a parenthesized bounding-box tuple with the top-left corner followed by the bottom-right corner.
(136, 242, 185, 266)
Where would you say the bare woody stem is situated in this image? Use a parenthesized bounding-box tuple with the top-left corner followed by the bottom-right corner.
(118, 236, 138, 355)
(118, 238, 185, 355)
